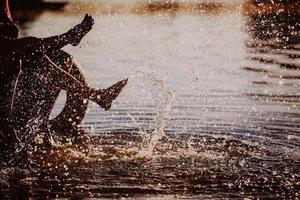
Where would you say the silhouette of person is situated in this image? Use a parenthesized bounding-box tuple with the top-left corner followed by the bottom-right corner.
(0, 0, 127, 162)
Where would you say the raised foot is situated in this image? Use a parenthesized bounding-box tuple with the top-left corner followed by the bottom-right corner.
(96, 79, 128, 110)
(69, 14, 94, 46)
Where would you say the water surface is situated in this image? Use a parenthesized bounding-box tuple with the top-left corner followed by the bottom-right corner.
(1, 1, 299, 199)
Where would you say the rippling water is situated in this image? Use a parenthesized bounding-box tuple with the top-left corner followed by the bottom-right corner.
(1, 1, 299, 199)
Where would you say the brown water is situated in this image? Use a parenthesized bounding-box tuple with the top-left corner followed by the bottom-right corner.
(1, 1, 300, 199)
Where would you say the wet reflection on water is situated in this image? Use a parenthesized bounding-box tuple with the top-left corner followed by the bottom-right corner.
(1, 0, 300, 199)
(243, 2, 300, 144)
(1, 131, 298, 199)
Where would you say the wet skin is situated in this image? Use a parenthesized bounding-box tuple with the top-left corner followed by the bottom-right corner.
(0, 14, 96, 158)
(0, 6, 127, 161)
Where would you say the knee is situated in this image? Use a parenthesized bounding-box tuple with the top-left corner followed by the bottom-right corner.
(47, 50, 73, 71)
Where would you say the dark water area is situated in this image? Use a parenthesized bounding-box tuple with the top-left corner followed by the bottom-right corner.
(1, 1, 300, 199)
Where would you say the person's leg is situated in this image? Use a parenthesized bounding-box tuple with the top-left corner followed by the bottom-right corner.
(11, 52, 127, 146)
(27, 51, 127, 123)
(46, 51, 89, 138)
(42, 55, 128, 110)
(10, 55, 68, 152)
(34, 50, 75, 123)
(11, 51, 74, 144)
(0, 117, 19, 163)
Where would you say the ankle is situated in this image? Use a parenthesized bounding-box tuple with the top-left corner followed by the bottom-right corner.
(89, 88, 103, 102)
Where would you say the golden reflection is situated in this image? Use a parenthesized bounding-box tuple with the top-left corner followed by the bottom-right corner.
(10, 1, 243, 24)
(244, 0, 300, 47)
(132, 1, 229, 15)
(243, 1, 300, 92)
(244, 0, 300, 15)
(244, 1, 300, 48)
(63, 1, 241, 16)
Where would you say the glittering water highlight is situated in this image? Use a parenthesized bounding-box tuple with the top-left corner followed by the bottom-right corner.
(1, 1, 299, 199)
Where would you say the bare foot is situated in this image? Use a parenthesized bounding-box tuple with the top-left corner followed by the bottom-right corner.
(68, 14, 94, 46)
(95, 79, 128, 110)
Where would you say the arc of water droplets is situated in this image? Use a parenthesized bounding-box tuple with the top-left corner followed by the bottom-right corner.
(127, 70, 176, 156)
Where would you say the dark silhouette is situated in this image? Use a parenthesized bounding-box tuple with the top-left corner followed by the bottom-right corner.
(9, 0, 68, 10)
(0, 0, 127, 163)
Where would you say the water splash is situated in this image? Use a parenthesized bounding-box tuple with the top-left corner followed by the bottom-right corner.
(129, 70, 175, 157)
